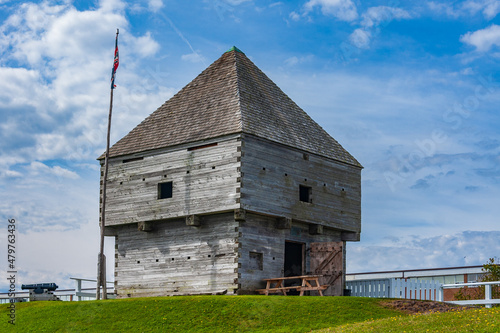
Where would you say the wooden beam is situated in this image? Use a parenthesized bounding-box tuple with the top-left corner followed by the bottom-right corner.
(276, 217, 292, 229)
(309, 224, 323, 235)
(103, 227, 117, 236)
(341, 231, 360, 241)
(234, 209, 246, 221)
(186, 215, 201, 226)
(138, 221, 153, 232)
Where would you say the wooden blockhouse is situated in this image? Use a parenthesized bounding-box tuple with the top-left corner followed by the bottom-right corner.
(99, 47, 362, 297)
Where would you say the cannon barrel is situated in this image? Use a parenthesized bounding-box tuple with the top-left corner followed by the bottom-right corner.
(21, 283, 59, 293)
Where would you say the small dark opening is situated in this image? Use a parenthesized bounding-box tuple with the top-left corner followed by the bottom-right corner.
(123, 157, 144, 163)
(187, 142, 218, 151)
(299, 185, 312, 203)
(158, 182, 173, 199)
(303, 153, 309, 160)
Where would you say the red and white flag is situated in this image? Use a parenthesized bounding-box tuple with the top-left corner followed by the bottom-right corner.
(111, 32, 119, 89)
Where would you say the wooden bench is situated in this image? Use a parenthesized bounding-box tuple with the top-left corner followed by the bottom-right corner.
(256, 286, 300, 296)
(258, 275, 329, 296)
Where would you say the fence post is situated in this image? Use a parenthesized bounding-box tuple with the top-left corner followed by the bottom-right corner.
(485, 284, 492, 309)
(76, 279, 82, 301)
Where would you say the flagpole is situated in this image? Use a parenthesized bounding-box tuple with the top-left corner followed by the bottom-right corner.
(98, 28, 119, 300)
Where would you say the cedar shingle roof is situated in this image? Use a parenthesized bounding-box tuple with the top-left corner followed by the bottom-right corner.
(102, 47, 361, 167)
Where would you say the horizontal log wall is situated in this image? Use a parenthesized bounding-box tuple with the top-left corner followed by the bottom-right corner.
(240, 134, 361, 233)
(237, 212, 343, 294)
(101, 136, 241, 226)
(113, 213, 239, 297)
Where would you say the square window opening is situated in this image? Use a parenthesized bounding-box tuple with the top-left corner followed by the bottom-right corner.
(158, 182, 173, 199)
(249, 252, 263, 271)
(299, 185, 312, 203)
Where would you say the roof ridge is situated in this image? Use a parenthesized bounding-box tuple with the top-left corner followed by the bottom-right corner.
(232, 50, 244, 132)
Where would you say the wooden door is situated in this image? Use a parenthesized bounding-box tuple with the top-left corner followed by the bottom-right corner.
(310, 242, 343, 296)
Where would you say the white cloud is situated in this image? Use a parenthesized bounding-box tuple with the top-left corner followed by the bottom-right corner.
(349, 28, 371, 49)
(129, 31, 160, 57)
(0, 67, 44, 108)
(148, 0, 164, 12)
(224, 0, 252, 5)
(482, 1, 500, 18)
(345, 6, 412, 51)
(361, 6, 412, 28)
(303, 0, 358, 21)
(0, 218, 115, 291)
(348, 231, 500, 272)
(427, 2, 461, 18)
(29, 161, 80, 179)
(98, 0, 127, 13)
(427, 1, 500, 20)
(463, 0, 500, 19)
(2, 170, 22, 178)
(289, 11, 300, 21)
(284, 54, 314, 66)
(181, 51, 207, 64)
(0, 0, 164, 166)
(461, 24, 500, 52)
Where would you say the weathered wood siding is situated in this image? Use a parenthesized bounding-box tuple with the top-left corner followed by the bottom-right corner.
(237, 212, 343, 294)
(113, 213, 239, 297)
(101, 136, 241, 226)
(240, 134, 361, 233)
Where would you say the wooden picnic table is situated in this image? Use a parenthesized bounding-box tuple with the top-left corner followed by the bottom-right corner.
(256, 275, 329, 296)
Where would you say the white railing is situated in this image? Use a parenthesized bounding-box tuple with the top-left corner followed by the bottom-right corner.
(443, 281, 500, 308)
(347, 278, 442, 301)
(347, 279, 391, 298)
(391, 279, 442, 301)
(69, 277, 115, 301)
(0, 278, 114, 303)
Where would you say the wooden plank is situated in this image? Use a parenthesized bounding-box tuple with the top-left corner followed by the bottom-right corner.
(101, 137, 242, 226)
(240, 135, 361, 232)
(113, 213, 239, 297)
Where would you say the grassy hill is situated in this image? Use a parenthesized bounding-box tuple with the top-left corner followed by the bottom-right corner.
(319, 306, 500, 332)
(1, 296, 498, 332)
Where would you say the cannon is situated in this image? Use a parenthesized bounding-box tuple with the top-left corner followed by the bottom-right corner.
(21, 283, 61, 301)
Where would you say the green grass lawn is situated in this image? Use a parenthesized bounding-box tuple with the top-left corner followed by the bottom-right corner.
(317, 306, 500, 332)
(1, 296, 499, 332)
(1, 296, 402, 332)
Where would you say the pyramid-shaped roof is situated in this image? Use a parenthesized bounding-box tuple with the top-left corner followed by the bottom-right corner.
(103, 47, 361, 167)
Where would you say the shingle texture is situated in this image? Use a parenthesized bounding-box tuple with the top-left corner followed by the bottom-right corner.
(103, 49, 361, 167)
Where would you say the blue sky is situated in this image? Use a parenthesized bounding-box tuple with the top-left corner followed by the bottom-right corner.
(1, 0, 499, 292)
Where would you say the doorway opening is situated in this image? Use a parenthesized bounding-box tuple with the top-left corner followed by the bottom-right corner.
(284, 241, 305, 294)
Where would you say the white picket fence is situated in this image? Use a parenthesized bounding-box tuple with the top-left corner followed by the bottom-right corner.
(347, 278, 442, 301)
(444, 281, 500, 308)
